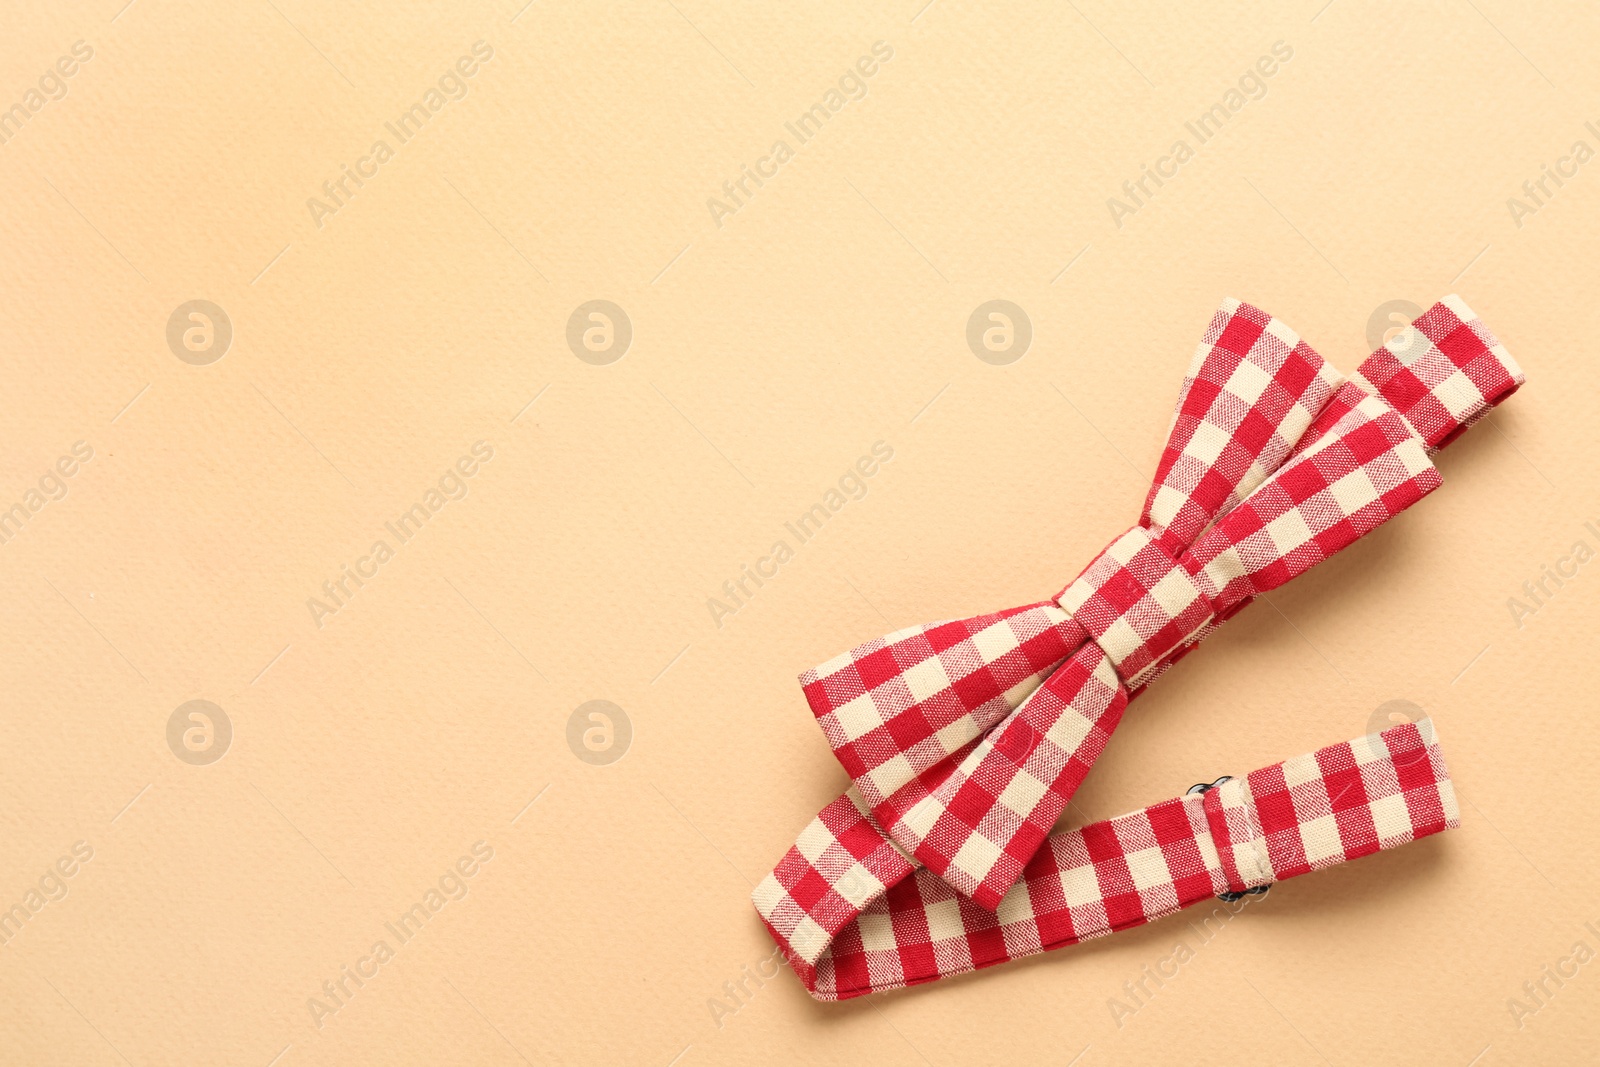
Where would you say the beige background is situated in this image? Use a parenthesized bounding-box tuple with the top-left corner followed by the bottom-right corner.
(0, 1, 1594, 1064)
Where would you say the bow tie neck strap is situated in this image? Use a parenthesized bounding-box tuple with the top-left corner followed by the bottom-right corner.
(1355, 293, 1523, 452)
(752, 718, 1457, 1001)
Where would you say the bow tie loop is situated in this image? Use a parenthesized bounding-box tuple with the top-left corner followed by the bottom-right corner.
(1142, 298, 1345, 544)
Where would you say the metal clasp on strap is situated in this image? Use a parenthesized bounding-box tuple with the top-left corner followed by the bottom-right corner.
(1185, 775, 1232, 796)
(1185, 775, 1270, 904)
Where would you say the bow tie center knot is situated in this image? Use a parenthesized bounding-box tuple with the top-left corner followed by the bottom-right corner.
(1055, 525, 1219, 688)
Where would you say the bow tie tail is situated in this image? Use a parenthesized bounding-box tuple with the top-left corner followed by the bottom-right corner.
(801, 601, 1093, 834)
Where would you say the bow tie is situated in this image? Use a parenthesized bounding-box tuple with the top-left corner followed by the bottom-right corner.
(756, 295, 1521, 996)
(795, 295, 1521, 910)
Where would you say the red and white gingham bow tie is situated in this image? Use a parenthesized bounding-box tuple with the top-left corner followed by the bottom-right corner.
(755, 295, 1522, 999)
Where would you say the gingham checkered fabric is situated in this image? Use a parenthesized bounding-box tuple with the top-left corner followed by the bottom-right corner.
(798, 297, 1521, 910)
(753, 717, 1458, 1001)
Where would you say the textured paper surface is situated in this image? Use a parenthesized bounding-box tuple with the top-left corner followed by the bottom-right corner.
(0, 2, 1593, 1064)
